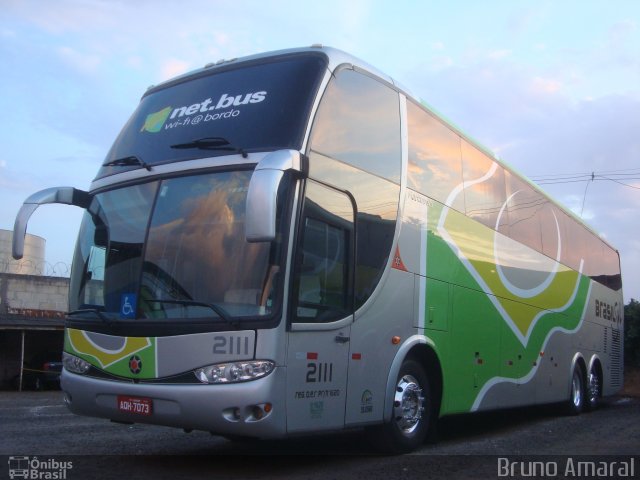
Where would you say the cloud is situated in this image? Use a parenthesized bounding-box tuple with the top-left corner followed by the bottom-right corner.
(488, 49, 512, 60)
(4, 0, 123, 34)
(607, 19, 638, 45)
(56, 46, 101, 74)
(529, 76, 562, 95)
(430, 56, 454, 71)
(159, 58, 191, 82)
(506, 6, 545, 38)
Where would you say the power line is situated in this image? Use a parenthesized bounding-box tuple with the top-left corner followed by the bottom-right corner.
(536, 176, 640, 185)
(531, 173, 592, 180)
(526, 169, 640, 218)
(531, 171, 640, 190)
(600, 175, 640, 190)
(598, 167, 640, 175)
(530, 167, 640, 184)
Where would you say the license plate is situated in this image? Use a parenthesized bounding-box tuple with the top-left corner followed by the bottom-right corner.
(117, 395, 153, 416)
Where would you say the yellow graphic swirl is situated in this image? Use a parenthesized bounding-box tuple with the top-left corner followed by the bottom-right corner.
(437, 164, 582, 345)
(67, 328, 151, 368)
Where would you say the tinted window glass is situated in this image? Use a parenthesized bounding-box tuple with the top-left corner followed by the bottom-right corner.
(561, 213, 588, 274)
(309, 69, 401, 183)
(504, 173, 545, 253)
(308, 152, 399, 308)
(538, 201, 562, 260)
(142, 171, 278, 318)
(461, 140, 507, 229)
(407, 101, 463, 208)
(99, 54, 327, 178)
(70, 182, 158, 312)
(582, 232, 620, 290)
(69, 170, 290, 323)
(588, 233, 601, 279)
(293, 181, 354, 323)
(602, 246, 622, 290)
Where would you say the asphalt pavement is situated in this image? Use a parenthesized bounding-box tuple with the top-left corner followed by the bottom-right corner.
(1, 391, 639, 479)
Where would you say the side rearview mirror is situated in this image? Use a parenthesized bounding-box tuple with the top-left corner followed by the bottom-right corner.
(13, 187, 91, 260)
(245, 150, 307, 242)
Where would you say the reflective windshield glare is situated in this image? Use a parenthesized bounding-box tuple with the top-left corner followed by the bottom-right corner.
(70, 170, 283, 323)
(99, 54, 326, 179)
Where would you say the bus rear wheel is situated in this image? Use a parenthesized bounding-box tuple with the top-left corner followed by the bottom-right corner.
(369, 359, 434, 454)
(585, 366, 601, 411)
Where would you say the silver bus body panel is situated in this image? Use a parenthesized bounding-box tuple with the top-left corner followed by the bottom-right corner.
(61, 367, 288, 438)
(469, 279, 624, 411)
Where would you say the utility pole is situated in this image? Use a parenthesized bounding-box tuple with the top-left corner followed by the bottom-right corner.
(580, 171, 595, 217)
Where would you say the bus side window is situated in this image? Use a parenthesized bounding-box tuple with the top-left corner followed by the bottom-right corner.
(407, 100, 463, 210)
(292, 181, 354, 323)
(307, 68, 401, 309)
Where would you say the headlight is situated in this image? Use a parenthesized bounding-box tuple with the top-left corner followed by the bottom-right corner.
(195, 360, 274, 384)
(62, 352, 91, 374)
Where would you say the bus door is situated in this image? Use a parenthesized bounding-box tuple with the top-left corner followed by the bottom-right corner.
(286, 180, 355, 432)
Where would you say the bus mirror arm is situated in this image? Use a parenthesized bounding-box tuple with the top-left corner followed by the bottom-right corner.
(12, 187, 91, 260)
(245, 150, 307, 243)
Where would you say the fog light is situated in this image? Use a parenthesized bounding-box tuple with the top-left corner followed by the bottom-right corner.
(252, 406, 264, 420)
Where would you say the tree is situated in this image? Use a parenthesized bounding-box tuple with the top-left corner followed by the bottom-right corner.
(624, 299, 640, 366)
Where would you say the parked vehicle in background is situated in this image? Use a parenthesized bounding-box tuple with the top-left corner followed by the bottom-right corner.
(12, 353, 62, 391)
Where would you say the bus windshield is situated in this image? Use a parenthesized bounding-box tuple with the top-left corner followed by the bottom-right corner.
(69, 170, 287, 326)
(98, 53, 327, 179)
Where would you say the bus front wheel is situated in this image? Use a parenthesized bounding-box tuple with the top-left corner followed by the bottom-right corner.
(565, 363, 585, 416)
(369, 359, 434, 453)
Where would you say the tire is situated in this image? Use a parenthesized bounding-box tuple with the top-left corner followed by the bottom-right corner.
(565, 363, 585, 416)
(221, 435, 259, 443)
(585, 366, 601, 412)
(368, 359, 434, 454)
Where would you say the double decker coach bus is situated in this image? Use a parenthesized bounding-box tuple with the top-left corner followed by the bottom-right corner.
(13, 46, 623, 453)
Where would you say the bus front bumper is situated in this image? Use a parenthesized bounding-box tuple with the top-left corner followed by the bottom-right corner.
(60, 366, 287, 438)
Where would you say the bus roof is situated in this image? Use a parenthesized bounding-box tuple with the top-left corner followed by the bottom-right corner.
(146, 45, 616, 253)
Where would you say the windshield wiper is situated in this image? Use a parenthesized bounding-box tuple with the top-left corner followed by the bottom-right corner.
(68, 308, 114, 326)
(170, 137, 248, 158)
(149, 299, 237, 326)
(103, 155, 152, 171)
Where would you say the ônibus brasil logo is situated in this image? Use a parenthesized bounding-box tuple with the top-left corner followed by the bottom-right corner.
(140, 91, 267, 133)
(8, 456, 73, 479)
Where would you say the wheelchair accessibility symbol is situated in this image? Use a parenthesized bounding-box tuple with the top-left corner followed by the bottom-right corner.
(120, 294, 137, 319)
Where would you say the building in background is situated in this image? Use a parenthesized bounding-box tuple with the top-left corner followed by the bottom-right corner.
(0, 229, 68, 390)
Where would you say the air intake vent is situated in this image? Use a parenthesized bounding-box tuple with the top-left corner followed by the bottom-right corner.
(610, 329, 622, 388)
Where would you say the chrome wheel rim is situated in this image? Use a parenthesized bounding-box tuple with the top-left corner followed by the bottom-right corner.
(588, 372, 600, 405)
(393, 374, 425, 434)
(572, 371, 582, 408)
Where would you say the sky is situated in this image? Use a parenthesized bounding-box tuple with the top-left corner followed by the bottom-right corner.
(0, 0, 638, 302)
